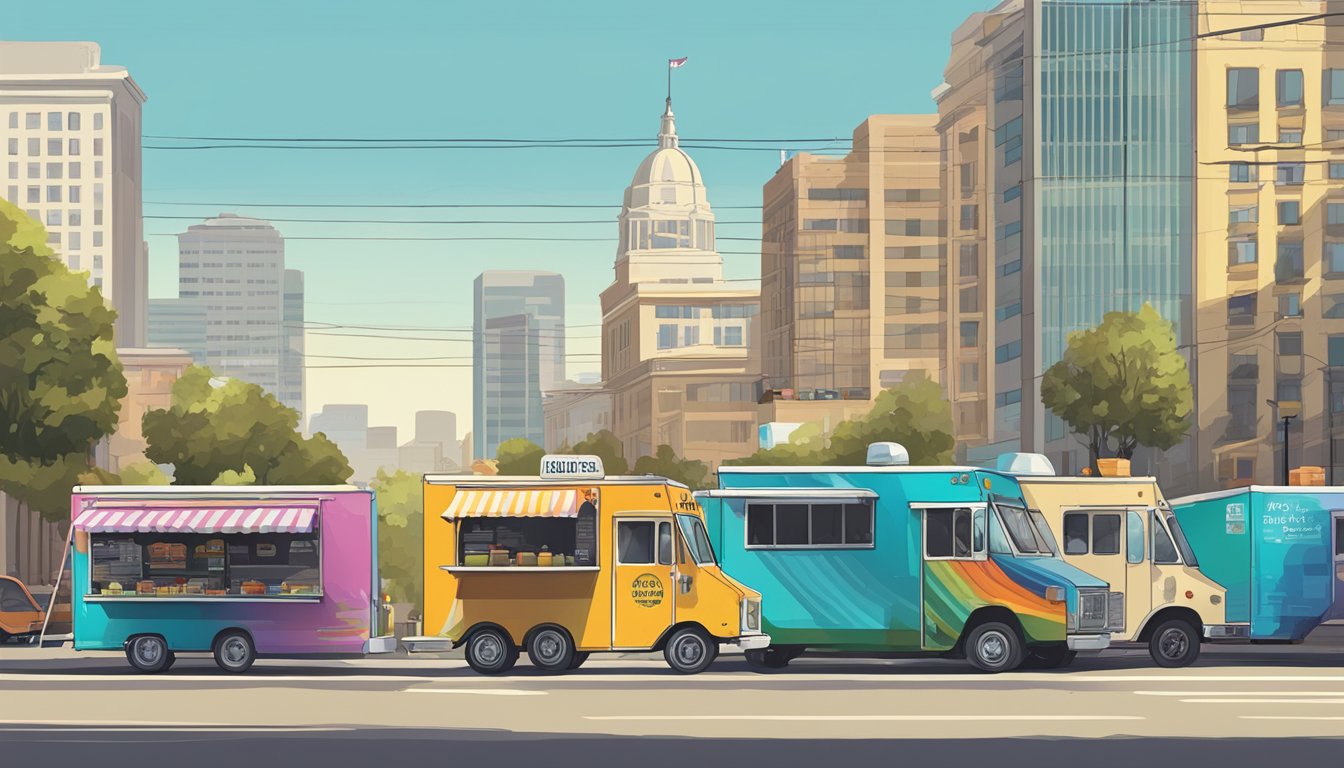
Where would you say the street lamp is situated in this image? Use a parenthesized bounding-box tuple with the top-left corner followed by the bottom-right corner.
(1266, 399, 1302, 485)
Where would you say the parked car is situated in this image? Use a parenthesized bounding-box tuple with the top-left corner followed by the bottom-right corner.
(0, 575, 45, 643)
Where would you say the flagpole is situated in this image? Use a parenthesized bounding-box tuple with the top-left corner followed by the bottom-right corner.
(666, 62, 672, 108)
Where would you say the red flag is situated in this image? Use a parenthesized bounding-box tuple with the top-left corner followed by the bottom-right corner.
(668, 57, 688, 69)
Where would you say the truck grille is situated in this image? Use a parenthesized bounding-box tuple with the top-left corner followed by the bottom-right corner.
(1078, 590, 1108, 631)
(1107, 591, 1125, 633)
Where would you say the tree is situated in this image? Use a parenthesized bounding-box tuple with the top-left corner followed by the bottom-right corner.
(723, 373, 955, 467)
(1040, 303, 1193, 473)
(633, 445, 711, 490)
(566, 430, 629, 474)
(0, 202, 127, 522)
(142, 365, 352, 485)
(372, 468, 422, 607)
(118, 461, 171, 485)
(495, 438, 544, 475)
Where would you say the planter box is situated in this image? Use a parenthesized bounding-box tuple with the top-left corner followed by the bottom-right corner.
(1096, 458, 1131, 478)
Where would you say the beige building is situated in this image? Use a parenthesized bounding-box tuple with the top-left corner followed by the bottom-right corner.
(1196, 1, 1344, 486)
(106, 347, 194, 472)
(542, 383, 614, 452)
(600, 97, 761, 468)
(759, 115, 944, 434)
(0, 42, 147, 346)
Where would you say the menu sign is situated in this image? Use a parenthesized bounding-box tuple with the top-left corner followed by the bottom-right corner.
(574, 490, 599, 566)
(541, 454, 604, 480)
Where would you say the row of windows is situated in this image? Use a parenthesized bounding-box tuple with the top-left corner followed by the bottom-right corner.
(6, 137, 103, 157)
(808, 188, 867, 202)
(7, 111, 104, 131)
(1226, 240, 1344, 277)
(804, 218, 869, 233)
(746, 502, 875, 548)
(6, 161, 102, 181)
(1061, 511, 1181, 565)
(1226, 68, 1344, 110)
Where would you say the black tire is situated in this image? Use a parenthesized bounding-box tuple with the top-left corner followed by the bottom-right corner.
(744, 647, 791, 670)
(213, 631, 255, 673)
(964, 622, 1024, 673)
(464, 627, 518, 675)
(125, 635, 171, 674)
(664, 627, 717, 674)
(567, 651, 590, 670)
(526, 626, 575, 673)
(1149, 619, 1200, 668)
(163, 652, 177, 671)
(1022, 645, 1076, 669)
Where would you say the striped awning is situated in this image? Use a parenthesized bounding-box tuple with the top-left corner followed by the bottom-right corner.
(72, 506, 318, 534)
(442, 489, 579, 519)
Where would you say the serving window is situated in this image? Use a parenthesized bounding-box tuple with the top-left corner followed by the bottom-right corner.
(88, 530, 321, 598)
(745, 499, 875, 549)
(453, 494, 599, 568)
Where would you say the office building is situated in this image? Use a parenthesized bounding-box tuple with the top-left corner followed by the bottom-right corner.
(281, 269, 305, 418)
(543, 382, 614, 452)
(0, 42, 147, 346)
(147, 298, 207, 362)
(398, 410, 461, 474)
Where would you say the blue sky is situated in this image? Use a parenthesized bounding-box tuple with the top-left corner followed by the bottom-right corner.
(11, 0, 995, 442)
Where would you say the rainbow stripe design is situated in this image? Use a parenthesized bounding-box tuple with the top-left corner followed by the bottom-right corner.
(922, 559, 1066, 650)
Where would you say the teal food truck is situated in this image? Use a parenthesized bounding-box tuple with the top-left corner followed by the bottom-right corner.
(696, 443, 1122, 673)
(1171, 486, 1344, 641)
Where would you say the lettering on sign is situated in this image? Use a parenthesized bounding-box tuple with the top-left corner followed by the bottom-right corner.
(674, 492, 699, 513)
(539, 454, 604, 479)
(631, 573, 665, 608)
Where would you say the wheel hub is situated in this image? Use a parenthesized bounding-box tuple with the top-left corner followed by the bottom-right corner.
(676, 638, 704, 665)
(1160, 628, 1188, 659)
(979, 632, 1007, 665)
(475, 635, 503, 665)
(134, 639, 162, 664)
(223, 638, 248, 665)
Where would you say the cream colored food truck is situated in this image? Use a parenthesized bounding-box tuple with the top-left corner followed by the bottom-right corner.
(1004, 453, 1244, 667)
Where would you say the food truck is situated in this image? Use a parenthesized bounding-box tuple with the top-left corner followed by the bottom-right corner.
(59, 485, 395, 673)
(1170, 486, 1344, 642)
(1008, 454, 1242, 668)
(402, 455, 768, 675)
(695, 443, 1120, 673)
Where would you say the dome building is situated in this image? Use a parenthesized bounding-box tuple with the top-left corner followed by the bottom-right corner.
(595, 95, 762, 467)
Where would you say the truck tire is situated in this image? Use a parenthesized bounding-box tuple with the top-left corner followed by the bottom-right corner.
(567, 651, 590, 670)
(526, 626, 575, 673)
(464, 627, 518, 675)
(213, 631, 256, 673)
(1022, 644, 1076, 669)
(964, 622, 1024, 673)
(1149, 619, 1200, 668)
(744, 647, 791, 670)
(664, 627, 717, 674)
(125, 635, 171, 674)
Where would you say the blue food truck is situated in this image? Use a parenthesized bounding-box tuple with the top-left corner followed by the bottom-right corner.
(1171, 486, 1344, 641)
(695, 443, 1122, 672)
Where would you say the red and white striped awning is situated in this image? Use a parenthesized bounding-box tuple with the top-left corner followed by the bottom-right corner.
(442, 489, 579, 519)
(72, 506, 318, 534)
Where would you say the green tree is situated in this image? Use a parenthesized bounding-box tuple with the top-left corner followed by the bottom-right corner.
(633, 445, 711, 490)
(726, 422, 827, 466)
(494, 438, 544, 475)
(143, 365, 352, 484)
(566, 429, 629, 474)
(372, 468, 422, 607)
(0, 203, 127, 522)
(1040, 303, 1193, 473)
(118, 461, 171, 485)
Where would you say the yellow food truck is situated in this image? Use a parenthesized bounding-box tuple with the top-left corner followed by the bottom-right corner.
(403, 456, 768, 674)
(1004, 453, 1243, 667)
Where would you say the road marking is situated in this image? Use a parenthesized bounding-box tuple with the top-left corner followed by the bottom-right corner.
(404, 688, 546, 696)
(1178, 698, 1344, 704)
(1242, 715, 1344, 721)
(1136, 691, 1344, 697)
(0, 722, 351, 732)
(585, 715, 1146, 722)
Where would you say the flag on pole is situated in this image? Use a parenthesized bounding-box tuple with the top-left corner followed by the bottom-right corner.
(669, 57, 688, 69)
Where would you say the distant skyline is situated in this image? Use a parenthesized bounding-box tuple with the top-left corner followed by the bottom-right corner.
(6, 0, 996, 439)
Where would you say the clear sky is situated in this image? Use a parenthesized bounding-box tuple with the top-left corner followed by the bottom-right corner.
(10, 0, 996, 444)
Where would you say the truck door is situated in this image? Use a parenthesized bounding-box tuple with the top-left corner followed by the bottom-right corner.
(1332, 512, 1344, 620)
(611, 517, 675, 649)
(1061, 509, 1141, 638)
(920, 505, 986, 651)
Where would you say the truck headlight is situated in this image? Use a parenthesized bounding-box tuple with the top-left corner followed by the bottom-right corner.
(1045, 586, 1066, 603)
(741, 597, 761, 633)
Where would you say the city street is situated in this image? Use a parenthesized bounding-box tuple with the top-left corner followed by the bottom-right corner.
(4, 629, 1344, 764)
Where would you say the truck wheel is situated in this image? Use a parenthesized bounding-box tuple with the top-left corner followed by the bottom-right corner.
(465, 627, 518, 675)
(1022, 645, 1076, 669)
(964, 622, 1023, 673)
(1149, 619, 1200, 668)
(125, 635, 171, 674)
(527, 626, 575, 673)
(664, 627, 717, 674)
(213, 631, 256, 673)
(567, 652, 590, 670)
(744, 647, 790, 670)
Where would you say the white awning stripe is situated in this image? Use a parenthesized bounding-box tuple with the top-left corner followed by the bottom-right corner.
(440, 489, 581, 519)
(72, 506, 319, 534)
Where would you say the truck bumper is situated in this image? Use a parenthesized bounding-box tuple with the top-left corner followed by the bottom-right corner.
(1204, 624, 1252, 640)
(722, 633, 771, 651)
(1067, 633, 1110, 651)
(401, 635, 456, 653)
(364, 635, 398, 654)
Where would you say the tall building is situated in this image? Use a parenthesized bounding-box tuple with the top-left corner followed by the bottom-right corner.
(0, 42, 147, 346)
(176, 214, 303, 413)
(599, 95, 761, 467)
(543, 382, 614, 451)
(936, 0, 1196, 481)
(309, 403, 370, 480)
(759, 115, 944, 437)
(472, 272, 564, 459)
(147, 298, 207, 362)
(398, 410, 460, 475)
(106, 347, 194, 472)
(1195, 1, 1344, 487)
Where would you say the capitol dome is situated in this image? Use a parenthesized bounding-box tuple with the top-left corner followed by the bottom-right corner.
(618, 99, 717, 257)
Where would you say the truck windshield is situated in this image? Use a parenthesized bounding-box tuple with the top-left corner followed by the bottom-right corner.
(995, 504, 1057, 556)
(676, 514, 717, 565)
(1165, 514, 1199, 567)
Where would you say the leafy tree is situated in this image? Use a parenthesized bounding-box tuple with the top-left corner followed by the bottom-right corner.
(1041, 303, 1193, 473)
(372, 468, 422, 607)
(726, 422, 828, 466)
(495, 438, 544, 475)
(118, 461, 171, 485)
(0, 203, 127, 522)
(213, 465, 258, 485)
(633, 445, 711, 490)
(143, 365, 351, 484)
(566, 429, 628, 474)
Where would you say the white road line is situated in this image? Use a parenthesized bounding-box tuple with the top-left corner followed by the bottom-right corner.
(1136, 691, 1344, 697)
(1242, 715, 1344, 721)
(404, 688, 546, 696)
(0, 723, 350, 732)
(1179, 698, 1344, 704)
(585, 715, 1146, 722)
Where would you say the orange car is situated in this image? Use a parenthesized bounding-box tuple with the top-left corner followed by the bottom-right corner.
(0, 575, 45, 643)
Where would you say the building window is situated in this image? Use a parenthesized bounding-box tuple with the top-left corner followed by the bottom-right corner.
(46, 185, 61, 203)
(1279, 332, 1303, 357)
(1227, 67, 1259, 109)
(997, 117, 1023, 167)
(1279, 129, 1303, 144)
(1229, 203, 1258, 224)
(1277, 241, 1305, 282)
(960, 205, 978, 230)
(996, 302, 1022, 322)
(45, 210, 60, 227)
(832, 245, 865, 260)
(959, 286, 978, 313)
(1000, 259, 1022, 277)
(1325, 294, 1344, 318)
(1229, 352, 1258, 380)
(1229, 124, 1260, 145)
(1277, 163, 1306, 186)
(995, 389, 1022, 407)
(1229, 239, 1258, 266)
(1277, 69, 1304, 107)
(657, 324, 677, 350)
(1003, 184, 1022, 202)
(46, 139, 61, 157)
(1228, 293, 1257, 325)
(961, 362, 979, 390)
(1278, 200, 1301, 225)
(1230, 162, 1258, 183)
(995, 339, 1022, 363)
(959, 244, 979, 277)
(1280, 292, 1303, 318)
(746, 500, 874, 549)
(960, 321, 979, 348)
(1332, 163, 1344, 180)
(1278, 378, 1303, 403)
(1327, 69, 1344, 105)
(808, 187, 867, 201)
(1330, 244, 1344, 277)
(1331, 335, 1344, 367)
(67, 112, 80, 130)
(24, 112, 38, 129)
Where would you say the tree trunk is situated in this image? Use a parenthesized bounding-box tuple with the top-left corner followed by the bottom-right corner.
(1088, 426, 1103, 477)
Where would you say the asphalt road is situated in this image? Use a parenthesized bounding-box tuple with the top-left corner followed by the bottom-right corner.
(4, 630, 1344, 764)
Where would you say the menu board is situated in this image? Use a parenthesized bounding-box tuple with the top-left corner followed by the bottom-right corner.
(574, 500, 598, 566)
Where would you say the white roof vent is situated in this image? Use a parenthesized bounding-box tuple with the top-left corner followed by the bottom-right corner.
(866, 442, 910, 466)
(996, 452, 1056, 477)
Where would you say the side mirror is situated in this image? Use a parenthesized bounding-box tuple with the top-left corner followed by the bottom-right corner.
(679, 574, 693, 594)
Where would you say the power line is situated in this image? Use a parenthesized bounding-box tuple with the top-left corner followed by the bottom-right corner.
(144, 134, 855, 144)
(149, 215, 762, 226)
(143, 200, 764, 210)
